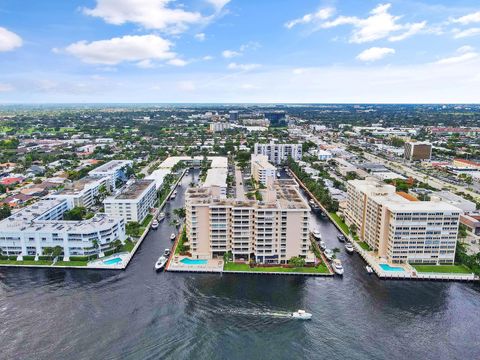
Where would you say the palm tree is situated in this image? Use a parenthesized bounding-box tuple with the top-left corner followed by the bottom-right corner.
(92, 239, 100, 258)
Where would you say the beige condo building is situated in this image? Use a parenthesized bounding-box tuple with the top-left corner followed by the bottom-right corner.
(345, 178, 461, 264)
(185, 180, 311, 264)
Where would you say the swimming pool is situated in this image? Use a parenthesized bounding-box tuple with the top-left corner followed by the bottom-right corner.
(180, 258, 207, 265)
(379, 263, 405, 272)
(104, 257, 122, 265)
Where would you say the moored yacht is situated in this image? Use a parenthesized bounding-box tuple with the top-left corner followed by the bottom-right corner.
(337, 234, 346, 242)
(312, 230, 322, 241)
(170, 233, 176, 241)
(366, 265, 374, 274)
(157, 212, 165, 221)
(323, 248, 334, 261)
(332, 259, 344, 275)
(319, 241, 327, 251)
(170, 190, 177, 200)
(154, 256, 167, 271)
(164, 248, 171, 257)
(151, 220, 159, 230)
(344, 242, 354, 254)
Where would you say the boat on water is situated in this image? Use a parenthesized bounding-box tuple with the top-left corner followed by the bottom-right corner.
(345, 242, 354, 254)
(154, 256, 167, 271)
(312, 230, 322, 240)
(366, 265, 374, 274)
(164, 248, 171, 257)
(276, 172, 281, 178)
(157, 212, 165, 221)
(170, 233, 176, 241)
(319, 241, 327, 251)
(319, 211, 327, 217)
(337, 234, 346, 242)
(291, 310, 312, 320)
(324, 249, 334, 261)
(151, 220, 159, 230)
(332, 259, 344, 275)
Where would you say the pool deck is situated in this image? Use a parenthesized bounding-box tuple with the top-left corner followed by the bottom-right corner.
(167, 256, 223, 273)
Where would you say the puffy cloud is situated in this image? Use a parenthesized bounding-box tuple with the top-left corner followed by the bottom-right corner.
(356, 47, 395, 62)
(285, 7, 334, 29)
(83, 0, 204, 33)
(195, 33, 206, 41)
(227, 62, 261, 71)
(453, 27, 480, 39)
(452, 11, 480, 25)
(0, 27, 22, 52)
(292, 3, 426, 43)
(206, 0, 231, 12)
(435, 46, 478, 65)
(64, 34, 177, 65)
(222, 50, 241, 58)
(167, 58, 188, 66)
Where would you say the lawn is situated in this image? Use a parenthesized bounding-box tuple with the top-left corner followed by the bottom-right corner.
(358, 241, 372, 251)
(120, 239, 135, 253)
(224, 262, 329, 274)
(175, 228, 187, 255)
(413, 264, 472, 274)
(329, 212, 350, 235)
(0, 259, 53, 265)
(55, 261, 88, 267)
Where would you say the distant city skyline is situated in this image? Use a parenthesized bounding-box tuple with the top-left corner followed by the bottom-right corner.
(1, 0, 480, 103)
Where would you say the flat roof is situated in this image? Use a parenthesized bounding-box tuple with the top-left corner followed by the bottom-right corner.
(112, 179, 155, 200)
(159, 156, 228, 169)
(56, 176, 106, 195)
(89, 160, 132, 174)
(203, 168, 228, 188)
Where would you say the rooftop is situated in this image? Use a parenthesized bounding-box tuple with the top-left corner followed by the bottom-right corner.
(89, 160, 131, 174)
(112, 179, 155, 200)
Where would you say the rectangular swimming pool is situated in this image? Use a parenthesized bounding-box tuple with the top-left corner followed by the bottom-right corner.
(180, 258, 208, 265)
(379, 263, 405, 272)
(104, 257, 122, 265)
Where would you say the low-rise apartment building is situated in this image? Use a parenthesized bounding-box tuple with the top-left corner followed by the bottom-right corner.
(49, 176, 109, 208)
(251, 154, 276, 186)
(185, 179, 311, 264)
(89, 160, 133, 189)
(0, 199, 125, 260)
(345, 178, 461, 264)
(103, 179, 156, 223)
(254, 141, 302, 165)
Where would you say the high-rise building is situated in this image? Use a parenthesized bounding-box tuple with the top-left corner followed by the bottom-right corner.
(404, 141, 432, 161)
(185, 179, 311, 263)
(209, 122, 231, 132)
(254, 141, 302, 164)
(229, 111, 239, 123)
(251, 154, 276, 186)
(345, 178, 461, 264)
(264, 111, 286, 127)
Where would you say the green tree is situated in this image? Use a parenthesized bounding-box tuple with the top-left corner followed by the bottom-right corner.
(63, 206, 87, 220)
(289, 256, 306, 267)
(0, 204, 11, 220)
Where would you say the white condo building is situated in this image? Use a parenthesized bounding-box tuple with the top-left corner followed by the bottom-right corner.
(0, 199, 125, 260)
(185, 179, 311, 264)
(345, 178, 461, 264)
(89, 160, 133, 189)
(49, 176, 109, 208)
(251, 154, 276, 186)
(254, 141, 302, 165)
(104, 179, 156, 223)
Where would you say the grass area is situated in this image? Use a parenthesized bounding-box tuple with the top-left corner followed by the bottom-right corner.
(54, 261, 88, 267)
(413, 264, 472, 274)
(223, 262, 329, 273)
(358, 241, 372, 251)
(175, 227, 188, 255)
(121, 239, 135, 253)
(329, 212, 350, 235)
(0, 260, 52, 265)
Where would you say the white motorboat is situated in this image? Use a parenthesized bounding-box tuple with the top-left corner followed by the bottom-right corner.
(319, 241, 327, 251)
(158, 212, 165, 221)
(154, 256, 167, 271)
(323, 249, 334, 261)
(345, 242, 354, 254)
(170, 190, 177, 200)
(151, 220, 159, 230)
(337, 234, 346, 242)
(332, 259, 344, 275)
(312, 230, 322, 240)
(366, 265, 374, 274)
(164, 248, 171, 257)
(170, 233, 176, 241)
(276, 172, 281, 178)
(292, 310, 312, 320)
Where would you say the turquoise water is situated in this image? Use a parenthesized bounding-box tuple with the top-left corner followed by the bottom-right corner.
(180, 258, 207, 265)
(104, 257, 122, 265)
(379, 263, 405, 272)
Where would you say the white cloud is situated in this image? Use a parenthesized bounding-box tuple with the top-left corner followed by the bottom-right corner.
(64, 34, 176, 65)
(203, 55, 214, 60)
(293, 68, 307, 75)
(136, 59, 155, 68)
(206, 0, 230, 12)
(356, 47, 395, 62)
(435, 46, 478, 65)
(195, 33, 206, 41)
(227, 62, 261, 71)
(285, 7, 334, 29)
(452, 11, 480, 25)
(0, 27, 22, 52)
(453, 27, 480, 39)
(83, 0, 204, 33)
(316, 3, 427, 43)
(167, 58, 188, 66)
(0, 83, 13, 92)
(222, 50, 241, 58)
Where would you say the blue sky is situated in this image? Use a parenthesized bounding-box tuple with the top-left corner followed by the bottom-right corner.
(1, 0, 480, 103)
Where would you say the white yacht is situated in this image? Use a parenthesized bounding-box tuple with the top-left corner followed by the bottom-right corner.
(164, 249, 171, 257)
(312, 230, 322, 241)
(154, 256, 168, 271)
(319, 241, 327, 251)
(332, 259, 344, 275)
(170, 233, 176, 241)
(323, 249, 334, 261)
(170, 190, 177, 200)
(366, 265, 374, 274)
(151, 220, 159, 230)
(344, 242, 354, 254)
(158, 212, 165, 221)
(292, 310, 312, 320)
